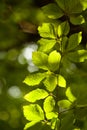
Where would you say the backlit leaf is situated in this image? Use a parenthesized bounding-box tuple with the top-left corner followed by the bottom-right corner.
(70, 15, 85, 25)
(46, 112, 58, 120)
(43, 96, 55, 113)
(58, 99, 72, 109)
(24, 122, 51, 130)
(38, 38, 56, 53)
(48, 50, 61, 71)
(23, 104, 44, 121)
(66, 87, 76, 102)
(24, 88, 49, 102)
(24, 121, 39, 130)
(23, 72, 46, 86)
(42, 3, 64, 19)
(51, 118, 60, 130)
(32, 51, 48, 70)
(67, 32, 82, 51)
(43, 74, 57, 92)
(57, 75, 66, 88)
(38, 23, 56, 39)
(58, 21, 70, 37)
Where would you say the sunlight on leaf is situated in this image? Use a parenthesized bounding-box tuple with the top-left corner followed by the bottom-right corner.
(37, 38, 56, 53)
(24, 121, 39, 130)
(23, 72, 46, 86)
(58, 99, 72, 109)
(58, 21, 70, 37)
(48, 50, 61, 71)
(66, 87, 76, 102)
(38, 23, 56, 39)
(57, 75, 66, 88)
(43, 96, 55, 113)
(51, 118, 60, 130)
(23, 104, 44, 121)
(24, 88, 49, 102)
(32, 51, 48, 70)
(43, 74, 57, 92)
(46, 112, 58, 120)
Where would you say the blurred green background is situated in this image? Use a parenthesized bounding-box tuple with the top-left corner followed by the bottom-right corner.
(0, 0, 87, 130)
(0, 0, 47, 129)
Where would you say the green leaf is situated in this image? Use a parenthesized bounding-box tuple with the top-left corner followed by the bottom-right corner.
(43, 96, 55, 113)
(24, 121, 39, 130)
(58, 21, 70, 37)
(32, 51, 48, 70)
(24, 122, 51, 130)
(61, 36, 68, 52)
(23, 104, 44, 121)
(67, 49, 87, 62)
(80, 0, 87, 10)
(38, 38, 56, 53)
(70, 15, 85, 25)
(51, 118, 60, 130)
(67, 32, 82, 51)
(23, 72, 46, 86)
(55, 0, 84, 14)
(58, 99, 72, 109)
(38, 23, 56, 39)
(66, 87, 76, 102)
(43, 74, 57, 92)
(57, 75, 66, 88)
(42, 3, 64, 19)
(46, 112, 58, 120)
(24, 88, 49, 102)
(48, 50, 61, 71)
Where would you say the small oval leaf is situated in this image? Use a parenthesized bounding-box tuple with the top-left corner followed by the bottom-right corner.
(57, 75, 66, 88)
(38, 23, 56, 39)
(58, 99, 72, 109)
(43, 96, 55, 113)
(43, 74, 57, 92)
(48, 50, 61, 71)
(23, 72, 46, 86)
(24, 88, 49, 102)
(23, 104, 44, 121)
(32, 51, 48, 70)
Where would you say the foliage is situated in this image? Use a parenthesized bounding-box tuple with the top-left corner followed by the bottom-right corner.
(23, 0, 87, 130)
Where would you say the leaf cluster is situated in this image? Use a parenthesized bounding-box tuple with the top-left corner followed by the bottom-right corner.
(23, 0, 87, 130)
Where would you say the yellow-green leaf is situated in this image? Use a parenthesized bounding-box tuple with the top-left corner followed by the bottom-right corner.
(24, 88, 49, 102)
(48, 50, 61, 71)
(43, 74, 57, 92)
(66, 87, 76, 102)
(23, 104, 44, 121)
(58, 21, 70, 37)
(23, 72, 46, 86)
(57, 75, 66, 88)
(43, 96, 55, 113)
(58, 99, 72, 109)
(32, 51, 48, 70)
(38, 23, 56, 39)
